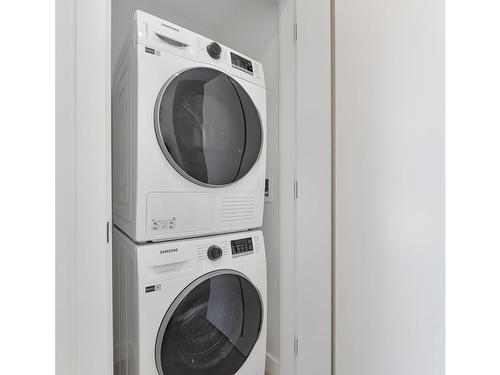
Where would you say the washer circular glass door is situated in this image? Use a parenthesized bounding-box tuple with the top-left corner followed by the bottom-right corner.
(155, 67, 263, 187)
(155, 270, 263, 375)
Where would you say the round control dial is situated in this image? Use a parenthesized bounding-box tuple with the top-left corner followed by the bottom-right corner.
(207, 42, 222, 60)
(207, 245, 223, 261)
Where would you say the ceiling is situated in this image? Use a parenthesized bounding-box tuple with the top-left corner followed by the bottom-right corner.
(149, 0, 250, 30)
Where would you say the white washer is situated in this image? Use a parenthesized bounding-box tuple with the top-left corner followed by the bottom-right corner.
(113, 227, 267, 375)
(113, 10, 267, 243)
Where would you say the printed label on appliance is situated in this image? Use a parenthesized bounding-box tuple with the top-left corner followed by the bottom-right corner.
(151, 217, 176, 232)
(145, 284, 161, 293)
(145, 46, 161, 56)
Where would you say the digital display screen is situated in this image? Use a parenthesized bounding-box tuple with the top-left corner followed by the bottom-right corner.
(231, 237, 254, 256)
(231, 52, 254, 75)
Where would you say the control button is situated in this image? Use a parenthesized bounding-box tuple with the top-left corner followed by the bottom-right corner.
(207, 42, 222, 60)
(207, 245, 223, 261)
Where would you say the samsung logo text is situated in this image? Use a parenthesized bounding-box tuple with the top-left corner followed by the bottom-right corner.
(160, 248, 179, 255)
(161, 23, 179, 32)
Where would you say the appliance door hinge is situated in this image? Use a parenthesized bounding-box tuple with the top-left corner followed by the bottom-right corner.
(294, 22, 298, 42)
(294, 180, 299, 199)
(106, 221, 110, 243)
(294, 337, 299, 356)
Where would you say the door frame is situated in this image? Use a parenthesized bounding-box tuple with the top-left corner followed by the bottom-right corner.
(277, 0, 298, 374)
(56, 0, 113, 373)
(279, 0, 333, 374)
(295, 0, 333, 374)
(56, 0, 332, 373)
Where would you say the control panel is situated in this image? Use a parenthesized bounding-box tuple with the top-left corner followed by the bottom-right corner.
(207, 245, 223, 261)
(231, 52, 254, 75)
(231, 237, 254, 257)
(135, 11, 265, 88)
(207, 42, 222, 60)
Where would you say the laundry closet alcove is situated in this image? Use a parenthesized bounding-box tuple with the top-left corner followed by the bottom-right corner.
(111, 1, 331, 374)
(56, 0, 332, 374)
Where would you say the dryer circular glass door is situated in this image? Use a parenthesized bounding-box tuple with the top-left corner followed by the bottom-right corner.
(155, 67, 263, 187)
(155, 270, 263, 375)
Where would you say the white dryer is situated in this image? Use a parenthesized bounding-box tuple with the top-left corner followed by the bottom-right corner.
(113, 227, 267, 375)
(113, 10, 267, 243)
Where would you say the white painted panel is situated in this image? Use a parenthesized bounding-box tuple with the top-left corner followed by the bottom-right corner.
(296, 0, 332, 374)
(56, 0, 77, 372)
(278, 1, 298, 373)
(56, 0, 113, 374)
(335, 0, 445, 374)
(74, 0, 113, 371)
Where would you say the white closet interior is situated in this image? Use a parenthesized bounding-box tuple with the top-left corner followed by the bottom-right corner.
(112, 1, 289, 373)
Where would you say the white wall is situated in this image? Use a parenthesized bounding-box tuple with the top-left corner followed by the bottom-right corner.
(334, 0, 445, 374)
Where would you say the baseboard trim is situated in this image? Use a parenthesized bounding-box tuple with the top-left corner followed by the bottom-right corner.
(266, 353, 279, 375)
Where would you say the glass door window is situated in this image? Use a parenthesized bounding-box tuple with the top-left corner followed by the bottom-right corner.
(155, 271, 263, 375)
(155, 68, 262, 187)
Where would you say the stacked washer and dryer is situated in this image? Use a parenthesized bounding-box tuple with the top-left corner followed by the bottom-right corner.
(112, 10, 268, 375)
